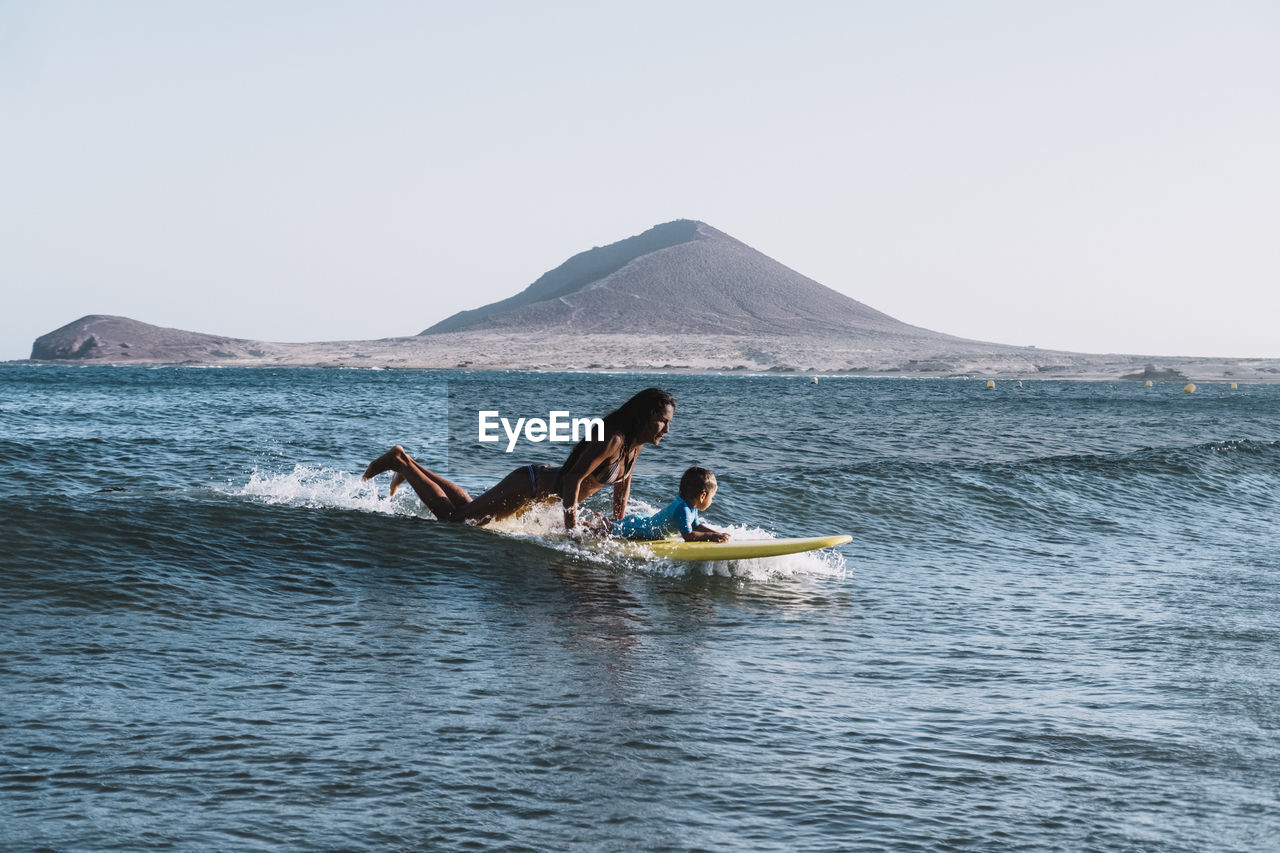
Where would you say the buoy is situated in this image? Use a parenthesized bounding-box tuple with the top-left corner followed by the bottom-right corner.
(1183, 383, 1196, 394)
(1230, 382, 1238, 390)
(986, 380, 996, 389)
(1017, 380, 1023, 388)
(1145, 380, 1153, 387)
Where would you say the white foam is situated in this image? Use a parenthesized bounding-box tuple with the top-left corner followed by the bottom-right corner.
(221, 469, 849, 581)
(636, 522, 849, 582)
(490, 502, 848, 581)
(223, 463, 422, 516)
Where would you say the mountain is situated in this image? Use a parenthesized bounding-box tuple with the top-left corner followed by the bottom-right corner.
(30, 315, 284, 363)
(422, 220, 936, 338)
(24, 222, 1280, 380)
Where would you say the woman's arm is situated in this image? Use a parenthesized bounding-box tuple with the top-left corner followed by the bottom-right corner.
(612, 475, 631, 520)
(559, 434, 623, 530)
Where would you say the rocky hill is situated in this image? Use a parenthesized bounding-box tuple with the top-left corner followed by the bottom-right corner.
(30, 315, 289, 363)
(423, 220, 943, 339)
(22, 222, 1280, 381)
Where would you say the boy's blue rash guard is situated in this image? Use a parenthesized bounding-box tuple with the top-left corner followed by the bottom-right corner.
(612, 496, 700, 540)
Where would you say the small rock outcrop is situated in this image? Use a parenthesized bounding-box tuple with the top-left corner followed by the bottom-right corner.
(1121, 363, 1189, 382)
(31, 315, 268, 362)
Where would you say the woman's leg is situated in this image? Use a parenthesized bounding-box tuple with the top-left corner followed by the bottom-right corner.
(449, 466, 544, 524)
(366, 446, 472, 503)
(362, 446, 463, 521)
(393, 459, 471, 505)
(364, 449, 552, 526)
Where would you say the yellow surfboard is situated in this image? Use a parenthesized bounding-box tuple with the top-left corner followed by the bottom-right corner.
(615, 535, 852, 562)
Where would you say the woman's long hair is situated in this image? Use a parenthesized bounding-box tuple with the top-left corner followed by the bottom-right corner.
(559, 388, 675, 476)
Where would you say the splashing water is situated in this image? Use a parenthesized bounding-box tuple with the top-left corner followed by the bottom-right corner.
(227, 463, 421, 517)
(224, 465, 847, 580)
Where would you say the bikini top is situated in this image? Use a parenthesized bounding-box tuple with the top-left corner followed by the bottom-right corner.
(590, 445, 637, 485)
(557, 440, 637, 490)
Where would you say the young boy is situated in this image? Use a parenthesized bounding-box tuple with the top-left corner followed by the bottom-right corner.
(609, 466, 730, 542)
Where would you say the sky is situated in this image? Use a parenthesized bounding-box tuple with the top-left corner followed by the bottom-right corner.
(3, 1, 1278, 361)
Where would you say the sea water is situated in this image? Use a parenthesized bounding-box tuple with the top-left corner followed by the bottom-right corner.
(1, 366, 1277, 851)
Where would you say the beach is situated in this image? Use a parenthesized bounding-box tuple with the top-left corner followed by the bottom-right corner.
(21, 323, 1280, 382)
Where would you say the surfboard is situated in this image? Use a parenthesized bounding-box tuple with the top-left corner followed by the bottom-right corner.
(606, 534, 852, 562)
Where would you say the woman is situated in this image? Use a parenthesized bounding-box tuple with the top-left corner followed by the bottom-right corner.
(362, 388, 675, 529)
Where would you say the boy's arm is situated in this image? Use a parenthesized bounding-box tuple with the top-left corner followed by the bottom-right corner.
(682, 523, 730, 542)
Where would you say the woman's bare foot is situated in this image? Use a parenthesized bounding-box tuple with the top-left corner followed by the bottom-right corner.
(362, 445, 405, 481)
(389, 472, 405, 497)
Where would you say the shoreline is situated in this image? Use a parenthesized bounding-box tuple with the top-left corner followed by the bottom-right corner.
(17, 324, 1280, 382)
(7, 359, 1279, 384)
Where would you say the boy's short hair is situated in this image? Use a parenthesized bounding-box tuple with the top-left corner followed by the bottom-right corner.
(679, 466, 717, 501)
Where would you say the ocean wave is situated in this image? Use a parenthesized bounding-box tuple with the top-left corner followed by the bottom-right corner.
(815, 438, 1279, 480)
(221, 465, 847, 581)
(761, 437, 1280, 557)
(793, 439, 1279, 511)
(1000, 438, 1279, 474)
